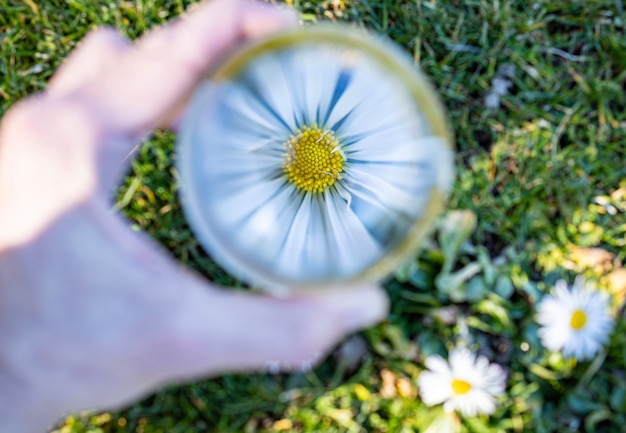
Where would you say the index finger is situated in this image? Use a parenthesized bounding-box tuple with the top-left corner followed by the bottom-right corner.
(72, 0, 297, 137)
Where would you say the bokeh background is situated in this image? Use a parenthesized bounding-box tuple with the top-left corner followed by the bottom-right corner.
(2, 0, 625, 432)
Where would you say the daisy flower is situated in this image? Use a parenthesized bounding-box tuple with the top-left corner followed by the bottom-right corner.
(536, 278, 614, 360)
(178, 26, 453, 293)
(418, 348, 506, 417)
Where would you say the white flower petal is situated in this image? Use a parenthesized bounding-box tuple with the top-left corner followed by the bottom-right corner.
(322, 189, 382, 277)
(449, 348, 475, 374)
(328, 56, 425, 140)
(274, 193, 316, 280)
(240, 53, 299, 131)
(346, 135, 443, 163)
(268, 188, 379, 281)
(297, 46, 345, 126)
(347, 161, 434, 195)
(425, 355, 453, 375)
(454, 396, 478, 417)
(468, 392, 497, 415)
(536, 279, 614, 360)
(220, 82, 291, 137)
(344, 167, 426, 217)
(418, 371, 452, 405)
(232, 189, 295, 257)
(342, 189, 399, 245)
(300, 195, 333, 278)
(418, 349, 505, 417)
(324, 54, 388, 131)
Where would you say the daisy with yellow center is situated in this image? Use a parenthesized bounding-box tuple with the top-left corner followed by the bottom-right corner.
(417, 348, 506, 417)
(178, 27, 453, 292)
(536, 278, 614, 360)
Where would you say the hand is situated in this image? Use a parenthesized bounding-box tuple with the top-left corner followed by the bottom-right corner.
(0, 1, 388, 431)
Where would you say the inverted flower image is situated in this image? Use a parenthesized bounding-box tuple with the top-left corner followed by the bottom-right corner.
(418, 348, 506, 417)
(536, 278, 614, 360)
(179, 28, 453, 291)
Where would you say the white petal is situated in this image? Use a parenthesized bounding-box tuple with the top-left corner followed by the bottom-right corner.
(274, 193, 316, 280)
(425, 355, 453, 375)
(343, 190, 394, 244)
(345, 167, 427, 217)
(206, 147, 283, 184)
(328, 56, 425, 139)
(346, 135, 440, 163)
(192, 81, 289, 146)
(466, 391, 497, 415)
(455, 396, 479, 417)
(220, 81, 291, 137)
(418, 371, 452, 405)
(442, 399, 462, 415)
(241, 52, 299, 131)
(449, 348, 476, 378)
(303, 195, 333, 277)
(538, 321, 572, 351)
(322, 188, 382, 277)
(324, 54, 377, 130)
(224, 186, 293, 257)
(208, 178, 284, 228)
(287, 46, 343, 127)
(347, 161, 433, 194)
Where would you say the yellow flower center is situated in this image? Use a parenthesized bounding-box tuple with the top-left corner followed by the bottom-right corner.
(570, 309, 587, 330)
(451, 379, 472, 396)
(283, 126, 345, 193)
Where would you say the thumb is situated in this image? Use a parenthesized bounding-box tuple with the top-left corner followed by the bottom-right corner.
(146, 280, 388, 380)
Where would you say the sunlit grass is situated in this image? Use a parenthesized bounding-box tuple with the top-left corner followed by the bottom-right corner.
(2, 0, 625, 432)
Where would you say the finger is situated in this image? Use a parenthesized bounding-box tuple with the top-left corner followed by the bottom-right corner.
(152, 283, 389, 379)
(47, 204, 386, 413)
(99, 207, 387, 378)
(75, 0, 297, 136)
(47, 28, 131, 98)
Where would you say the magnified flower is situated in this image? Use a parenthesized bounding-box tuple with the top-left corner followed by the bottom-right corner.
(536, 278, 614, 360)
(418, 348, 506, 417)
(179, 27, 453, 292)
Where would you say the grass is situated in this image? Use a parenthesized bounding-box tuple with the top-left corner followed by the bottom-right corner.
(2, 0, 626, 432)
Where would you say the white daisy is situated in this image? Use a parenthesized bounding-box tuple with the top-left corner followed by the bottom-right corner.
(178, 26, 453, 293)
(418, 348, 506, 417)
(536, 278, 614, 360)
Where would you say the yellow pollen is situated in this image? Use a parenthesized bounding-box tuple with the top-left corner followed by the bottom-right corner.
(451, 379, 472, 396)
(570, 309, 587, 330)
(283, 126, 345, 193)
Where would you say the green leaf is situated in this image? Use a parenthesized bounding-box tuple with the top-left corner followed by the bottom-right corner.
(466, 276, 489, 303)
(528, 364, 561, 381)
(475, 297, 512, 328)
(435, 262, 482, 302)
(585, 408, 612, 432)
(610, 385, 626, 412)
(494, 275, 514, 299)
(438, 210, 477, 274)
(423, 412, 461, 433)
(417, 332, 446, 358)
(567, 392, 604, 414)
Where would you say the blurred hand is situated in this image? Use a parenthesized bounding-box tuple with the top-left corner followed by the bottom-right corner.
(0, 0, 388, 431)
